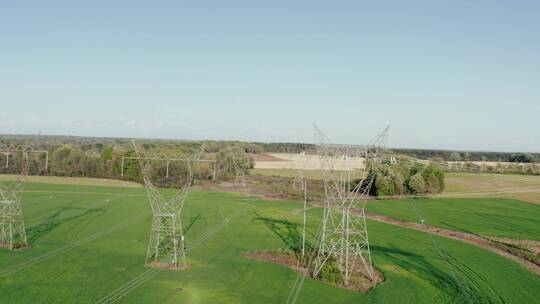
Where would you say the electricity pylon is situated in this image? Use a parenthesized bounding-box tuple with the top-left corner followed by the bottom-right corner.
(0, 146, 31, 250)
(132, 141, 204, 269)
(312, 125, 390, 285)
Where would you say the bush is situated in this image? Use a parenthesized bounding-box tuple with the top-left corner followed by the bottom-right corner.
(318, 259, 343, 285)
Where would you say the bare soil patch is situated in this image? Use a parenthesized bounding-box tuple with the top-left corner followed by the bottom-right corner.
(487, 238, 540, 255)
(255, 153, 364, 171)
(195, 175, 325, 202)
(246, 250, 306, 272)
(145, 261, 190, 271)
(251, 153, 287, 162)
(0, 243, 30, 251)
(244, 249, 384, 293)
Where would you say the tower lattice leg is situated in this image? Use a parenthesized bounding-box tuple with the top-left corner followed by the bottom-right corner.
(145, 214, 185, 269)
(0, 200, 28, 250)
(313, 207, 373, 285)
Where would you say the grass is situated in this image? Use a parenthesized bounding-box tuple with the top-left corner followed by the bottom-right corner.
(0, 174, 142, 188)
(0, 182, 538, 303)
(443, 173, 540, 204)
(366, 198, 540, 240)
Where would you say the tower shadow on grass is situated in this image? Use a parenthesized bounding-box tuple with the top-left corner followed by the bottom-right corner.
(183, 213, 201, 236)
(371, 244, 500, 304)
(253, 213, 315, 255)
(251, 214, 384, 293)
(26, 207, 105, 245)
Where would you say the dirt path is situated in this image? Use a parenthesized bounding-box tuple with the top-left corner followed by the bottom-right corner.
(364, 212, 540, 277)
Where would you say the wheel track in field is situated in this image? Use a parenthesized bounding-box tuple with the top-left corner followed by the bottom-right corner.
(447, 254, 506, 304)
(0, 214, 148, 278)
(364, 211, 540, 277)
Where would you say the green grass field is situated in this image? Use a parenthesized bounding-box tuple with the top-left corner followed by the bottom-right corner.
(366, 198, 540, 240)
(0, 182, 539, 303)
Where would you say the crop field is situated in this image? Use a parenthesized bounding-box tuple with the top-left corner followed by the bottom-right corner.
(254, 153, 364, 171)
(3, 1, 539, 303)
(366, 198, 540, 240)
(0, 180, 539, 303)
(443, 173, 540, 204)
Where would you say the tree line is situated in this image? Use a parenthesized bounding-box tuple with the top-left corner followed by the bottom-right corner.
(1, 135, 538, 185)
(0, 135, 256, 185)
(365, 162, 445, 197)
(259, 142, 539, 163)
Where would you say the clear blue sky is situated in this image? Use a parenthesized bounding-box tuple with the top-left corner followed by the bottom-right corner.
(1, 1, 539, 152)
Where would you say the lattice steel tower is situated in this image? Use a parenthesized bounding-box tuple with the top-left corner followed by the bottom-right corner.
(312, 125, 390, 285)
(132, 140, 201, 269)
(0, 146, 31, 250)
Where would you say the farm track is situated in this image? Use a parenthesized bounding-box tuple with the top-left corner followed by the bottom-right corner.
(364, 211, 540, 277)
(371, 187, 540, 203)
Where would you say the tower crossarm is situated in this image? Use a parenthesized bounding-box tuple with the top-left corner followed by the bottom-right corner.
(131, 140, 206, 215)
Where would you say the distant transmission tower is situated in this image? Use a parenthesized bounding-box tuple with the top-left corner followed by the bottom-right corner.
(0, 146, 35, 250)
(132, 141, 204, 269)
(312, 125, 390, 285)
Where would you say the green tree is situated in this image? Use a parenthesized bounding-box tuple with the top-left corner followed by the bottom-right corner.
(408, 173, 426, 194)
(510, 153, 536, 163)
(244, 144, 264, 154)
(216, 146, 254, 176)
(421, 164, 444, 193)
(450, 152, 461, 161)
(393, 171, 406, 195)
(372, 165, 406, 196)
(100, 146, 113, 161)
(375, 175, 395, 196)
(50, 145, 82, 176)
